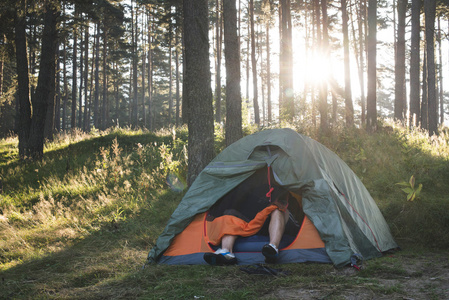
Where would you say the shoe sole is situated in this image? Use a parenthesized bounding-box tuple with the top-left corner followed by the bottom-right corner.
(204, 253, 237, 266)
(262, 245, 278, 264)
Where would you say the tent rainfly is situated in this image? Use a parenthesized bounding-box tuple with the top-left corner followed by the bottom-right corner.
(147, 128, 397, 267)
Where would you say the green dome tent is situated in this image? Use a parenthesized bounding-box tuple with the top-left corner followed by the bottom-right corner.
(147, 128, 397, 267)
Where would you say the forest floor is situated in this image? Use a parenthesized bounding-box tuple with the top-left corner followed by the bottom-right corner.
(1, 239, 448, 299)
(261, 247, 449, 300)
(1, 125, 449, 299)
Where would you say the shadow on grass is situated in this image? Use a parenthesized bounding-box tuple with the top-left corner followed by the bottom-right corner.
(0, 189, 184, 299)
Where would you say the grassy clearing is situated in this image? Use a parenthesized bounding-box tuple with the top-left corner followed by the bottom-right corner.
(1, 122, 449, 299)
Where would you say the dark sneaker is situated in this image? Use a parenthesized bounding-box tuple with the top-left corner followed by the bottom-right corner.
(262, 244, 279, 264)
(204, 248, 237, 266)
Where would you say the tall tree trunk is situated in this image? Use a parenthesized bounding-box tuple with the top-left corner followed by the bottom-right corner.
(114, 61, 119, 127)
(128, 65, 132, 125)
(246, 13, 250, 121)
(366, 0, 377, 132)
(409, 0, 421, 127)
(0, 34, 4, 99)
(29, 19, 37, 98)
(55, 48, 61, 132)
(142, 26, 146, 129)
(266, 20, 272, 124)
(78, 18, 84, 129)
(83, 23, 89, 131)
(71, 6, 78, 130)
(250, 0, 260, 125)
(318, 0, 329, 131)
(303, 7, 309, 122)
(359, 0, 367, 125)
(394, 0, 406, 122)
(148, 12, 153, 130)
(175, 20, 181, 127)
(131, 1, 138, 127)
(279, 0, 294, 122)
(311, 1, 318, 128)
(421, 50, 428, 129)
(44, 29, 58, 141)
(438, 16, 444, 126)
(260, 32, 265, 126)
(223, 0, 243, 145)
(314, 0, 322, 126)
(44, 57, 56, 141)
(168, 15, 173, 124)
(215, 0, 222, 123)
(28, 2, 59, 159)
(94, 23, 100, 129)
(223, 0, 242, 146)
(62, 34, 68, 131)
(425, 0, 437, 135)
(183, 0, 215, 185)
(342, 0, 353, 127)
(15, 0, 31, 158)
(86, 34, 95, 132)
(350, 0, 365, 125)
(102, 26, 108, 130)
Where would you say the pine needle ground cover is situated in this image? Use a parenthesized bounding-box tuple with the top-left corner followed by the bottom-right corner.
(1, 124, 448, 299)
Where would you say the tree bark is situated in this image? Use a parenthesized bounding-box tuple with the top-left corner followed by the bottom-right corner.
(71, 6, 78, 130)
(394, 0, 406, 122)
(94, 22, 100, 129)
(266, 20, 272, 123)
(83, 22, 89, 131)
(424, 0, 437, 135)
(260, 36, 265, 126)
(223, 0, 242, 146)
(114, 60, 119, 127)
(318, 0, 329, 131)
(28, 2, 59, 159)
(215, 0, 223, 123)
(438, 17, 444, 126)
(15, 0, 31, 158)
(168, 12, 173, 124)
(44, 55, 56, 141)
(350, 0, 366, 126)
(366, 0, 377, 132)
(62, 26, 68, 131)
(409, 0, 421, 127)
(249, 0, 260, 126)
(342, 0, 354, 127)
(0, 34, 4, 99)
(279, 0, 294, 122)
(175, 21, 181, 127)
(131, 1, 138, 127)
(421, 50, 428, 129)
(86, 33, 95, 132)
(359, 0, 367, 125)
(142, 23, 146, 129)
(55, 48, 61, 132)
(102, 25, 108, 130)
(183, 0, 215, 185)
(78, 17, 84, 129)
(147, 10, 154, 129)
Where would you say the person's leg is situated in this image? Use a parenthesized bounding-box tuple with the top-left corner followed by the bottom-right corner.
(204, 235, 238, 266)
(262, 208, 289, 263)
(268, 208, 289, 248)
(221, 235, 238, 253)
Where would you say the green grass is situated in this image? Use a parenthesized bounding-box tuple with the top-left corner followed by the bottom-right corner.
(1, 122, 449, 299)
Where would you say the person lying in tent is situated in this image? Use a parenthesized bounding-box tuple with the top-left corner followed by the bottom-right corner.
(203, 185, 300, 266)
